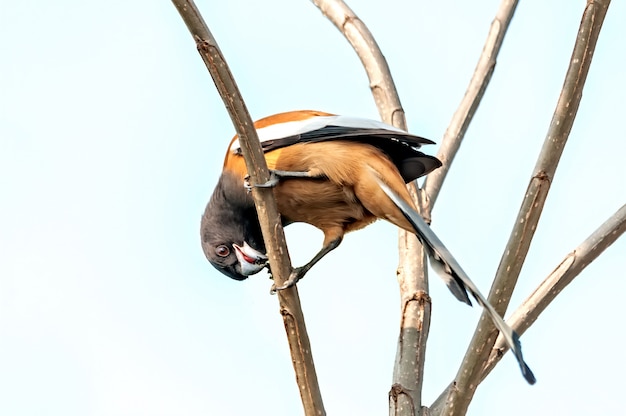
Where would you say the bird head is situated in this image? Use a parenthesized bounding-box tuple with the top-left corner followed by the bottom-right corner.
(202, 238, 268, 281)
(201, 171, 268, 281)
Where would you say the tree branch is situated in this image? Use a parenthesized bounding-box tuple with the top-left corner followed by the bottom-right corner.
(480, 204, 626, 380)
(437, 1, 612, 414)
(310, 1, 430, 414)
(310, 0, 405, 127)
(390, 186, 432, 416)
(171, 2, 325, 415)
(422, 0, 519, 212)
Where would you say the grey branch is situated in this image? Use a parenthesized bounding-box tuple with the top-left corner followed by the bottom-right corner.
(310, 0, 405, 127)
(310, 1, 430, 414)
(480, 204, 626, 380)
(171, 1, 325, 415)
(422, 0, 519, 212)
(437, 1, 612, 415)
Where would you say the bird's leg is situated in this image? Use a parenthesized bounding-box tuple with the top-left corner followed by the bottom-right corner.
(245, 169, 324, 190)
(270, 236, 342, 293)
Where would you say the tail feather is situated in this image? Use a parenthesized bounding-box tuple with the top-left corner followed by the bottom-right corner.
(374, 176, 536, 385)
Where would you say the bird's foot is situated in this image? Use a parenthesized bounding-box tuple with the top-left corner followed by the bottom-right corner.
(244, 172, 281, 190)
(270, 266, 306, 294)
(243, 174, 272, 192)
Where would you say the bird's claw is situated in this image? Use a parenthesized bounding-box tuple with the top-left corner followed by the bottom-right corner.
(244, 172, 281, 191)
(256, 173, 281, 188)
(243, 174, 253, 192)
(270, 267, 305, 294)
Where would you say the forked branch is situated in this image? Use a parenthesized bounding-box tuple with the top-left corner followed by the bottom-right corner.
(438, 1, 612, 414)
(310, 1, 429, 413)
(481, 204, 626, 380)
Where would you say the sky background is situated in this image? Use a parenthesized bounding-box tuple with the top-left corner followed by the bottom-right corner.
(1, 1, 625, 415)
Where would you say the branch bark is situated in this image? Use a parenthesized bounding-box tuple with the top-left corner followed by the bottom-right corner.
(171, 1, 325, 415)
(310, 0, 405, 127)
(436, 1, 612, 414)
(422, 0, 519, 212)
(480, 204, 626, 380)
(391, 186, 431, 416)
(310, 1, 429, 414)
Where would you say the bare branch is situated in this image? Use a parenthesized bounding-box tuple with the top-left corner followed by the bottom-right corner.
(310, 0, 405, 127)
(310, 1, 430, 414)
(392, 225, 431, 416)
(480, 204, 626, 380)
(438, 1, 612, 414)
(422, 0, 519, 211)
(171, 2, 325, 415)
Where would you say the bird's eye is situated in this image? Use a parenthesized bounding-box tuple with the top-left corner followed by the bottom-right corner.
(215, 245, 230, 257)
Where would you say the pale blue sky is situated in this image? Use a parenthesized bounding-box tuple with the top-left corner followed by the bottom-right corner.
(1, 1, 624, 415)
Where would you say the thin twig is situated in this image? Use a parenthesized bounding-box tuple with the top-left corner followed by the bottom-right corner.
(422, 0, 519, 212)
(171, 1, 325, 415)
(310, 1, 429, 414)
(480, 204, 626, 380)
(437, 1, 612, 414)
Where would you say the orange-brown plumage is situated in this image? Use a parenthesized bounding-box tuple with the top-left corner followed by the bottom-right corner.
(204, 109, 440, 281)
(224, 140, 418, 247)
(220, 110, 428, 248)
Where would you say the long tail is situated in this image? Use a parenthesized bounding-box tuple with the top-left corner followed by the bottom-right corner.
(374, 176, 536, 385)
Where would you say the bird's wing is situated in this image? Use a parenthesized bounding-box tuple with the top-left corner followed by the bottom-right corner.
(374, 176, 536, 385)
(229, 112, 435, 152)
(227, 111, 441, 182)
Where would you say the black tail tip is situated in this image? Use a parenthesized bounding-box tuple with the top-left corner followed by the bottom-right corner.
(521, 362, 536, 385)
(512, 331, 536, 384)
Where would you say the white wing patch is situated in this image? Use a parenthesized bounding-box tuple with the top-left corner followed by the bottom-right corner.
(229, 115, 406, 152)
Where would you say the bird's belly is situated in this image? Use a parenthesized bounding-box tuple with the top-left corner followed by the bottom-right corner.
(274, 180, 375, 231)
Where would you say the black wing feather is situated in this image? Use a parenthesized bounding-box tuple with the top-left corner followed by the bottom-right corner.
(235, 126, 442, 182)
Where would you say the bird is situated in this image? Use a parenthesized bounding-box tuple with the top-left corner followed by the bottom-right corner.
(200, 109, 535, 384)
